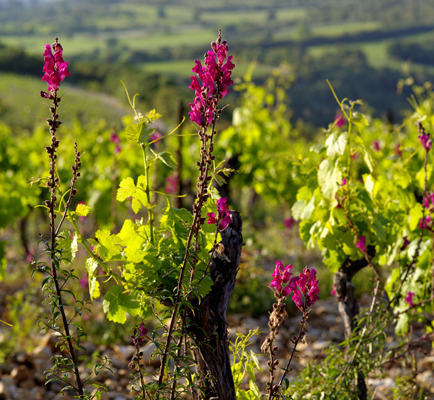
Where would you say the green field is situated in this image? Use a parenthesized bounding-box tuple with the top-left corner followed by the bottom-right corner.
(0, 73, 127, 129)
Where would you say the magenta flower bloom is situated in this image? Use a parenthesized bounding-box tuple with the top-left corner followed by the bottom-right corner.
(270, 261, 299, 296)
(42, 40, 70, 94)
(373, 141, 380, 151)
(188, 32, 235, 127)
(165, 174, 178, 194)
(109, 132, 121, 154)
(356, 235, 366, 253)
(80, 274, 88, 289)
(292, 267, 320, 311)
(207, 197, 232, 230)
(131, 322, 148, 347)
(334, 114, 345, 128)
(342, 178, 347, 186)
(284, 217, 295, 230)
(401, 236, 410, 251)
(404, 291, 415, 308)
(419, 215, 432, 230)
(418, 132, 432, 152)
(331, 284, 336, 296)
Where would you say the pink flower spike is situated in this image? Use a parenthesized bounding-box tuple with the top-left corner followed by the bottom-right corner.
(356, 235, 366, 253)
(373, 141, 380, 151)
(219, 213, 232, 230)
(131, 322, 148, 347)
(418, 132, 432, 152)
(342, 178, 347, 186)
(217, 197, 229, 215)
(165, 174, 178, 194)
(42, 40, 69, 93)
(284, 217, 295, 230)
(404, 291, 415, 308)
(282, 276, 299, 297)
(292, 290, 303, 309)
(331, 285, 336, 296)
(207, 212, 217, 225)
(334, 114, 345, 128)
(401, 237, 410, 251)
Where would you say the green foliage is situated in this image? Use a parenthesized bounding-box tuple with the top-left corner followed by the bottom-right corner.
(230, 329, 263, 399)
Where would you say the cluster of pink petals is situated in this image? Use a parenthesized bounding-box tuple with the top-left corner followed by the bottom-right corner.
(356, 235, 366, 253)
(110, 132, 121, 154)
(284, 217, 295, 230)
(334, 114, 345, 128)
(420, 193, 434, 230)
(131, 322, 148, 346)
(373, 140, 380, 151)
(270, 263, 320, 311)
(292, 267, 320, 310)
(188, 39, 235, 127)
(418, 132, 432, 152)
(422, 192, 434, 210)
(419, 215, 432, 230)
(404, 291, 415, 308)
(165, 174, 178, 194)
(207, 197, 232, 230)
(401, 236, 410, 251)
(270, 261, 299, 297)
(42, 42, 70, 93)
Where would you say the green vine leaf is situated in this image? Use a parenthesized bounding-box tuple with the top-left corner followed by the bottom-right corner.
(102, 286, 140, 324)
(325, 131, 348, 158)
(85, 258, 100, 300)
(318, 159, 341, 200)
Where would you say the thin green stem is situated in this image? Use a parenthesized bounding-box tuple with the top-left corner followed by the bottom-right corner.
(141, 144, 154, 245)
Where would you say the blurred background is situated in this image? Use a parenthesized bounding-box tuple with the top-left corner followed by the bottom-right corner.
(0, 0, 433, 388)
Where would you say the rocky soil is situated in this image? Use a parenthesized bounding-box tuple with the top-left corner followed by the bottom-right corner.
(0, 296, 433, 399)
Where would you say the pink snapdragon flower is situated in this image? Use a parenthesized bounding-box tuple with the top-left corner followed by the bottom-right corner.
(41, 39, 70, 94)
(331, 284, 336, 296)
(165, 174, 178, 194)
(401, 236, 410, 251)
(356, 235, 366, 253)
(419, 215, 432, 230)
(342, 178, 347, 186)
(373, 141, 380, 151)
(418, 132, 432, 152)
(80, 274, 88, 289)
(404, 291, 415, 308)
(207, 197, 232, 230)
(188, 31, 235, 127)
(110, 132, 121, 154)
(131, 322, 148, 347)
(270, 261, 299, 297)
(284, 217, 296, 230)
(292, 267, 320, 311)
(334, 114, 345, 128)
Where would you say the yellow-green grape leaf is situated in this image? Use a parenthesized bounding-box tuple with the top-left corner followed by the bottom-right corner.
(103, 286, 140, 324)
(117, 177, 136, 202)
(408, 203, 423, 231)
(125, 122, 145, 144)
(325, 131, 348, 158)
(57, 230, 78, 264)
(318, 159, 341, 200)
(75, 203, 91, 217)
(85, 257, 100, 300)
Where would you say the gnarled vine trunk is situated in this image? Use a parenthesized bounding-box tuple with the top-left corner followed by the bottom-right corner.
(188, 211, 243, 400)
(333, 247, 375, 400)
